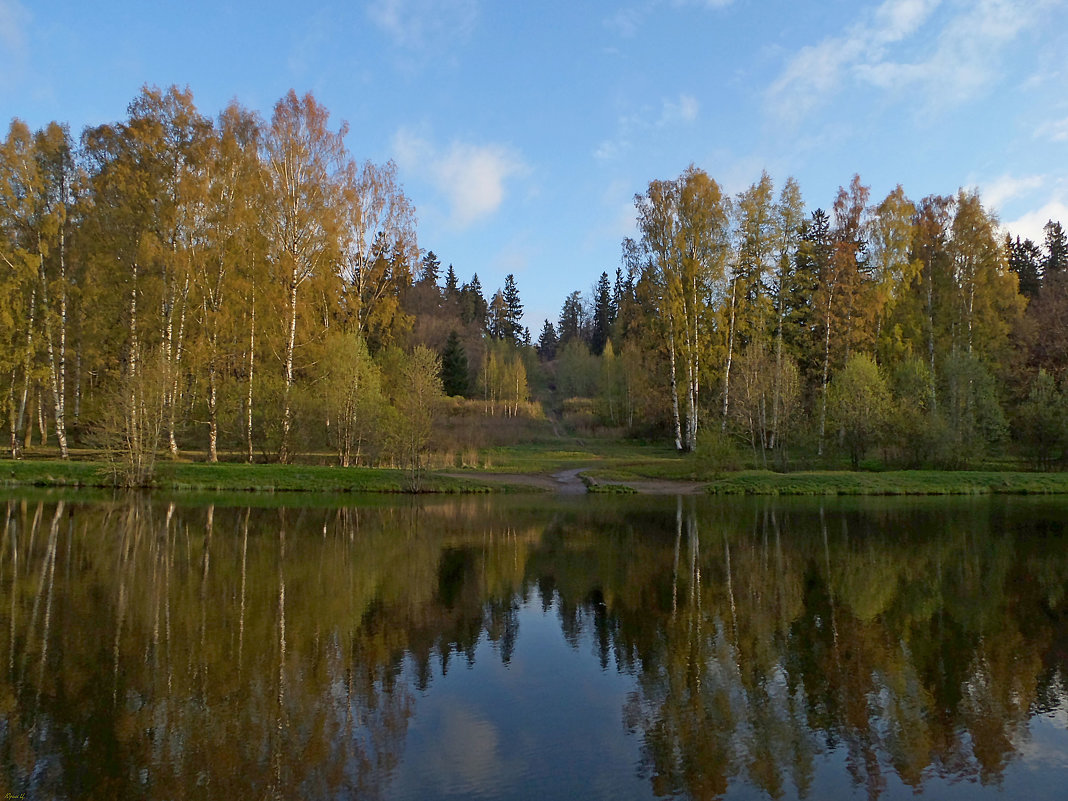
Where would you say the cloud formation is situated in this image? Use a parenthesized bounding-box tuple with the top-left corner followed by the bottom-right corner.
(981, 173, 1045, 213)
(367, 0, 478, 50)
(394, 129, 527, 228)
(1005, 199, 1068, 244)
(766, 0, 1046, 123)
(595, 93, 699, 161)
(0, 0, 29, 89)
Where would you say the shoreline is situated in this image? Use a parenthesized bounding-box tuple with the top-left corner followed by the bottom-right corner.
(5, 459, 1068, 496)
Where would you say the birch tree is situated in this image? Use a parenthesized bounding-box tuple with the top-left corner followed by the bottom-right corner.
(261, 91, 345, 463)
(635, 165, 729, 451)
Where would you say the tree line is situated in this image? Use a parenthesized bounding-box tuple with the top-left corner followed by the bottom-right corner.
(0, 86, 537, 477)
(3, 86, 1067, 471)
(544, 167, 1068, 466)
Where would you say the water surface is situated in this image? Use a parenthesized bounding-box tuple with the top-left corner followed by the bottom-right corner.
(0, 493, 1065, 799)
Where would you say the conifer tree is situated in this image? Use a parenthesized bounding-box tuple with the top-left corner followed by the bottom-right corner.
(440, 330, 469, 396)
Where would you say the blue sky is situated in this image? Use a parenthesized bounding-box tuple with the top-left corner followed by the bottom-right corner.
(3, 0, 1067, 330)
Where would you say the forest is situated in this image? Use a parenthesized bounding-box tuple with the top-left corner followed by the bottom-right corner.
(2, 85, 1067, 480)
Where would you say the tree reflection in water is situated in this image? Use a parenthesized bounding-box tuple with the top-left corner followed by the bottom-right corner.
(0, 494, 1064, 800)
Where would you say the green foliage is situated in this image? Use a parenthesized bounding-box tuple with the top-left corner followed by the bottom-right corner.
(828, 354, 891, 468)
(383, 345, 444, 489)
(695, 428, 743, 476)
(320, 330, 384, 467)
(939, 352, 1007, 467)
(555, 339, 599, 398)
(1016, 369, 1068, 468)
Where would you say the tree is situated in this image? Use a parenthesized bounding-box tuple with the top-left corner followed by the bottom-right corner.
(635, 165, 730, 452)
(459, 274, 487, 329)
(828, 353, 890, 467)
(1043, 220, 1068, 277)
(384, 346, 443, 488)
(939, 352, 1007, 466)
(537, 320, 559, 361)
(1016, 369, 1066, 468)
(421, 250, 441, 286)
(440, 330, 469, 396)
(320, 330, 383, 467)
(815, 175, 870, 455)
(339, 159, 418, 351)
(947, 190, 1023, 366)
(868, 185, 919, 363)
(1007, 235, 1042, 299)
(261, 90, 346, 462)
(502, 273, 523, 343)
(197, 100, 264, 463)
(444, 264, 459, 299)
(557, 290, 587, 346)
(591, 271, 613, 356)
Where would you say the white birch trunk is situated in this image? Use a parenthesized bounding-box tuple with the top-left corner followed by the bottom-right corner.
(279, 274, 298, 463)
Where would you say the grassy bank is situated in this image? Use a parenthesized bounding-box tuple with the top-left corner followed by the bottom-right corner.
(6, 453, 1068, 496)
(702, 470, 1068, 495)
(0, 459, 527, 494)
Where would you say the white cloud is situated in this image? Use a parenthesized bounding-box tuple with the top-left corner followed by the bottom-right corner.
(766, 0, 1046, 123)
(980, 173, 1045, 213)
(1036, 116, 1068, 143)
(596, 93, 698, 161)
(0, 0, 29, 88)
(367, 0, 478, 50)
(660, 93, 699, 125)
(393, 128, 527, 228)
(1004, 199, 1068, 244)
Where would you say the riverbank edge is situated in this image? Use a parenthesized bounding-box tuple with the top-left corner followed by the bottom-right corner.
(5, 460, 1068, 496)
(701, 470, 1068, 495)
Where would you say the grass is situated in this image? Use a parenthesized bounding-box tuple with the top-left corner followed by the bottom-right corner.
(702, 470, 1068, 495)
(0, 458, 533, 494)
(6, 442, 1068, 497)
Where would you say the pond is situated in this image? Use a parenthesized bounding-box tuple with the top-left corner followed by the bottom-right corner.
(0, 492, 1066, 800)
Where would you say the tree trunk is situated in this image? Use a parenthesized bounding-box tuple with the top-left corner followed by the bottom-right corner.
(247, 281, 256, 463)
(667, 320, 683, 453)
(279, 275, 299, 464)
(721, 275, 737, 431)
(38, 251, 69, 459)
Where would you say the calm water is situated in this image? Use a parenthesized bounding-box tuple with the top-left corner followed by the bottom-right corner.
(0, 492, 1066, 800)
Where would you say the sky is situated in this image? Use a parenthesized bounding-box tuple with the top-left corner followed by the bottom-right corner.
(3, 0, 1068, 331)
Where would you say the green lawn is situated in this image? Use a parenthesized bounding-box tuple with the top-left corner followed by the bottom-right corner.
(0, 458, 527, 494)
(5, 448, 1068, 496)
(701, 470, 1068, 495)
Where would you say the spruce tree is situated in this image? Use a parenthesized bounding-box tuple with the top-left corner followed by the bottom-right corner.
(440, 330, 469, 396)
(503, 273, 523, 343)
(591, 271, 613, 355)
(444, 264, 459, 298)
(421, 250, 441, 286)
(537, 320, 559, 360)
(1044, 220, 1068, 277)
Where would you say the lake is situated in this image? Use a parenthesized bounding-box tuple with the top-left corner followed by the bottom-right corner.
(0, 492, 1065, 800)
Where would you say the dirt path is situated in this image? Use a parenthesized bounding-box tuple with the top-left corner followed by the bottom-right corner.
(442, 468, 706, 495)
